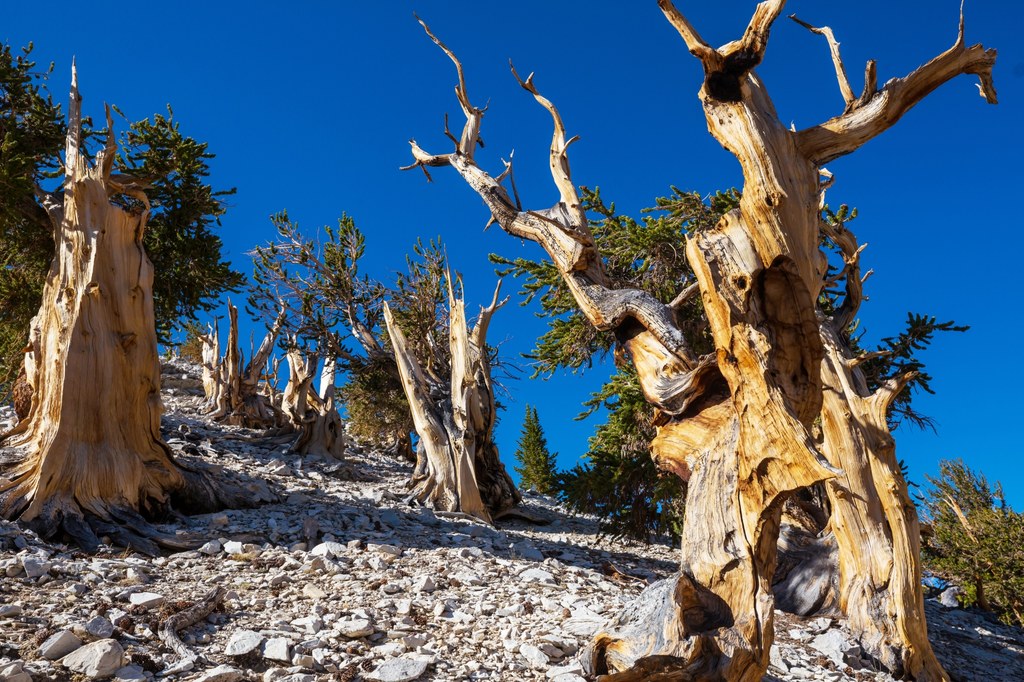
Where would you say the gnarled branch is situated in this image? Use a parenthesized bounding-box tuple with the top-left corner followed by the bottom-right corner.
(790, 14, 856, 110)
(796, 7, 997, 164)
(407, 18, 697, 368)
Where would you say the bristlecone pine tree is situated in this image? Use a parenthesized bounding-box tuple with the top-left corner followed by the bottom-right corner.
(513, 406, 558, 495)
(250, 214, 520, 521)
(403, 4, 996, 679)
(0, 68, 248, 554)
(921, 460, 1024, 627)
(0, 43, 243, 400)
(200, 301, 286, 428)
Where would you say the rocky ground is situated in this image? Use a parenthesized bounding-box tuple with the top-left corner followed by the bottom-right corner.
(1, 359, 1023, 682)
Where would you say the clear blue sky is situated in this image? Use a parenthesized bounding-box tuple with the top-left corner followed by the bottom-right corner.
(5, 1, 1023, 506)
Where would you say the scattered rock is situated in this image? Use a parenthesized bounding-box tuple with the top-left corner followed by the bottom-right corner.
(263, 636, 291, 662)
(22, 556, 51, 578)
(520, 642, 550, 669)
(195, 664, 244, 682)
(224, 629, 264, 656)
(364, 657, 430, 681)
(39, 629, 83, 659)
(85, 615, 115, 639)
(939, 586, 963, 608)
(62, 638, 125, 679)
(127, 591, 164, 609)
(0, 603, 22, 617)
(519, 567, 557, 585)
(0, 661, 31, 682)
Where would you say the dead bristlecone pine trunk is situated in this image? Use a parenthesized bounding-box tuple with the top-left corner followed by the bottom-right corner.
(383, 278, 520, 524)
(281, 348, 347, 460)
(0, 68, 251, 555)
(405, 3, 995, 679)
(204, 301, 284, 427)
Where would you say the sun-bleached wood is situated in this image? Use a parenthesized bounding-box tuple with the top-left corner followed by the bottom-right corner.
(408, 2, 995, 678)
(0, 69, 245, 554)
(281, 347, 346, 460)
(382, 278, 519, 523)
(202, 302, 283, 427)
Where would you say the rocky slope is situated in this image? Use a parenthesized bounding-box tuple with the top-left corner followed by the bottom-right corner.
(1, 359, 1022, 682)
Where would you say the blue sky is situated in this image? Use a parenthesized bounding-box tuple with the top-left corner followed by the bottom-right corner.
(5, 1, 1023, 506)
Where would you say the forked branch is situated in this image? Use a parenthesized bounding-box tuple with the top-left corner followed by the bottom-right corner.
(790, 14, 856, 110)
(406, 18, 697, 366)
(796, 6, 997, 164)
(401, 14, 484, 179)
(659, 0, 787, 74)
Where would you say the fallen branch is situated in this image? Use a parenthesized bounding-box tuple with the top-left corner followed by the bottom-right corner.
(158, 586, 226, 672)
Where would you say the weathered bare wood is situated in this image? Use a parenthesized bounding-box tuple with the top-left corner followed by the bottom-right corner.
(789, 15, 856, 109)
(0, 68, 247, 552)
(205, 302, 284, 427)
(408, 4, 996, 679)
(383, 278, 519, 523)
(282, 347, 347, 460)
(796, 7, 997, 164)
(158, 586, 226, 664)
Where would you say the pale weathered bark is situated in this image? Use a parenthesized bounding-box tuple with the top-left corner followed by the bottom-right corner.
(281, 347, 347, 460)
(812, 205, 942, 677)
(382, 278, 519, 523)
(407, 3, 995, 679)
(0, 69, 245, 554)
(204, 301, 284, 427)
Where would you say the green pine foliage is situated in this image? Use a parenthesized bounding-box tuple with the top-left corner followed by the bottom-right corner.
(115, 108, 245, 342)
(249, 212, 459, 454)
(513, 405, 559, 494)
(0, 43, 65, 395)
(558, 365, 685, 542)
(921, 460, 1024, 626)
(0, 41, 242, 396)
(818, 205, 968, 431)
(492, 187, 731, 540)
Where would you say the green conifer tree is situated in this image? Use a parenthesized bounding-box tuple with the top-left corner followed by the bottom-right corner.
(513, 406, 559, 494)
(921, 460, 1024, 626)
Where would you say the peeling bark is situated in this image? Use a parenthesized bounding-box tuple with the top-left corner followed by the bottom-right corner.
(383, 278, 519, 523)
(0, 68, 247, 554)
(407, 3, 995, 678)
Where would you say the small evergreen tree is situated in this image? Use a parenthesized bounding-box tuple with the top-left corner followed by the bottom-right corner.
(921, 460, 1024, 626)
(559, 365, 684, 542)
(513, 405, 559, 494)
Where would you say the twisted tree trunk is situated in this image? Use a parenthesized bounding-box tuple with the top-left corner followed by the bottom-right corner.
(383, 279, 519, 523)
(282, 349, 346, 460)
(0, 69, 246, 554)
(203, 301, 283, 427)
(406, 2, 995, 679)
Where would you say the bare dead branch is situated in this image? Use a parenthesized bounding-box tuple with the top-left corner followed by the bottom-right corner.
(856, 59, 878, 108)
(668, 282, 700, 310)
(796, 9, 997, 164)
(790, 14, 856, 109)
(869, 370, 918, 422)
(657, 0, 721, 69)
(509, 62, 585, 226)
(409, 20, 697, 368)
(730, 0, 788, 62)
